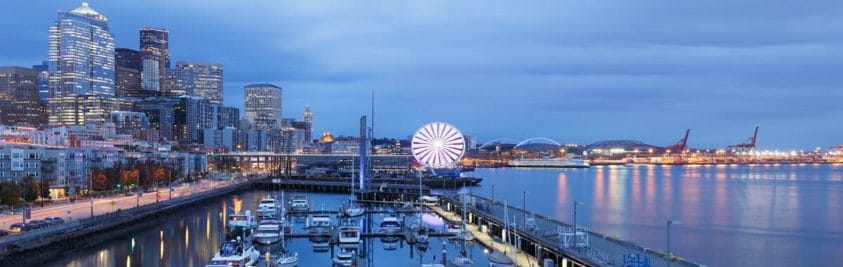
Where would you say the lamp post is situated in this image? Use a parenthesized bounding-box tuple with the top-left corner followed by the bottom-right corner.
(572, 201, 583, 229)
(667, 219, 681, 267)
(522, 191, 527, 229)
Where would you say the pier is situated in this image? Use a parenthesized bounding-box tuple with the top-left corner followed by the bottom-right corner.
(432, 193, 704, 267)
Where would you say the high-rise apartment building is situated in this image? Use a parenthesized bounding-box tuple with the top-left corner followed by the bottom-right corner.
(167, 61, 223, 104)
(0, 66, 45, 126)
(244, 83, 282, 130)
(48, 2, 116, 125)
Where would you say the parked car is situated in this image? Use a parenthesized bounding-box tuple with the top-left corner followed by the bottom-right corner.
(28, 220, 46, 229)
(44, 217, 54, 225)
(9, 223, 25, 233)
(51, 217, 65, 224)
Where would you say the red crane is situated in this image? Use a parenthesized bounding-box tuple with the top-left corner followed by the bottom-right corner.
(728, 126, 759, 151)
(664, 129, 690, 153)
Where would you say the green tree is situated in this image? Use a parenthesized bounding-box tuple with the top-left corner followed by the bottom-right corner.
(22, 176, 39, 203)
(0, 181, 21, 207)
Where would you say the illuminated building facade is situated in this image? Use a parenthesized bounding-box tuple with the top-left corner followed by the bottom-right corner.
(0, 66, 46, 126)
(140, 28, 169, 94)
(48, 2, 116, 125)
(167, 61, 223, 104)
(244, 83, 282, 130)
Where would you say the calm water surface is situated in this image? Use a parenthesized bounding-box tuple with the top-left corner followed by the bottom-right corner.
(42, 164, 843, 267)
(469, 164, 843, 267)
(44, 191, 493, 267)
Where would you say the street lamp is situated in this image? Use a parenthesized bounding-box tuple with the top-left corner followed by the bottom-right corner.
(522, 191, 527, 228)
(667, 219, 681, 267)
(572, 201, 583, 229)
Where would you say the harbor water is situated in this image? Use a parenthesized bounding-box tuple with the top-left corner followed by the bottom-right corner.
(43, 164, 843, 266)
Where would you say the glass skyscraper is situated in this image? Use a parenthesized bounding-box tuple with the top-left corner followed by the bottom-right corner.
(167, 61, 224, 104)
(140, 28, 169, 93)
(48, 2, 116, 125)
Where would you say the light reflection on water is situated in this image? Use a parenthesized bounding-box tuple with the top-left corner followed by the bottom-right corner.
(473, 164, 843, 267)
(45, 192, 493, 267)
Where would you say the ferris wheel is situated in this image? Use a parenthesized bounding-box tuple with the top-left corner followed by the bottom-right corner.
(411, 122, 466, 168)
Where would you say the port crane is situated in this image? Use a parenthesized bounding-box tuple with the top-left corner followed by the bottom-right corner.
(728, 126, 759, 151)
(664, 129, 690, 153)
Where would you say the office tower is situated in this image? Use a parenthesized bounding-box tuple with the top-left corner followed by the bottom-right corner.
(244, 83, 282, 130)
(31, 61, 49, 101)
(0, 66, 45, 126)
(136, 97, 178, 142)
(48, 2, 116, 125)
(167, 61, 223, 104)
(173, 96, 212, 143)
(140, 28, 169, 93)
(303, 106, 313, 144)
(114, 48, 148, 97)
(213, 106, 240, 129)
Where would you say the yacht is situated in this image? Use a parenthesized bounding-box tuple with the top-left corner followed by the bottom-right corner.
(252, 217, 283, 245)
(227, 210, 256, 233)
(311, 240, 330, 252)
(332, 246, 357, 267)
(290, 195, 310, 212)
(257, 195, 282, 217)
(205, 237, 260, 267)
(379, 215, 402, 234)
(308, 214, 333, 235)
(338, 225, 361, 244)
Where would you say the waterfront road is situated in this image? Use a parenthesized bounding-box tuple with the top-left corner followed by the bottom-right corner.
(0, 180, 234, 232)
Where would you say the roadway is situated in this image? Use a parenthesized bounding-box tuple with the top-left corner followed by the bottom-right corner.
(0, 180, 231, 232)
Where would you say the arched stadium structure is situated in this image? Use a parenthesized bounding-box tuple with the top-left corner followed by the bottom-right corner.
(478, 138, 520, 151)
(513, 137, 563, 152)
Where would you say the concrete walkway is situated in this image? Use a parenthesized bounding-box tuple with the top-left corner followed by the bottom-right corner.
(428, 204, 540, 267)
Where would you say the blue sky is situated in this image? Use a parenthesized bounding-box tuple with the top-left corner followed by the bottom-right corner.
(1, 1, 842, 149)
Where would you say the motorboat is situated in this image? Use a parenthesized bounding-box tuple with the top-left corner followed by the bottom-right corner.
(419, 195, 439, 203)
(446, 221, 464, 234)
(452, 230, 475, 242)
(205, 237, 259, 267)
(227, 210, 256, 233)
(308, 214, 333, 234)
(290, 195, 310, 212)
(257, 194, 282, 217)
(252, 218, 283, 245)
(379, 215, 402, 234)
(338, 225, 361, 244)
(332, 246, 357, 267)
(311, 240, 330, 252)
(274, 251, 298, 267)
(381, 235, 400, 250)
(344, 202, 365, 217)
(451, 253, 475, 267)
(414, 227, 430, 246)
(488, 251, 515, 267)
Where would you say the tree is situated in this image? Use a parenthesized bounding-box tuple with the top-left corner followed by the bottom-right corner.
(92, 171, 108, 191)
(0, 181, 21, 207)
(22, 176, 39, 203)
(39, 176, 51, 200)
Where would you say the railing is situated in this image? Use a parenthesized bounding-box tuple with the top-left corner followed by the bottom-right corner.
(0, 178, 254, 254)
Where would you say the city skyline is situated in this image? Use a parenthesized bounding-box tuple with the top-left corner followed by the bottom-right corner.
(1, 1, 843, 148)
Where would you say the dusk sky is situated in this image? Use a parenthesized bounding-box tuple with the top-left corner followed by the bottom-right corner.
(2, 1, 842, 149)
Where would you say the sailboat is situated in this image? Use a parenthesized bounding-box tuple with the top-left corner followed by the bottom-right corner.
(345, 156, 365, 217)
(451, 193, 475, 266)
(488, 201, 515, 267)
